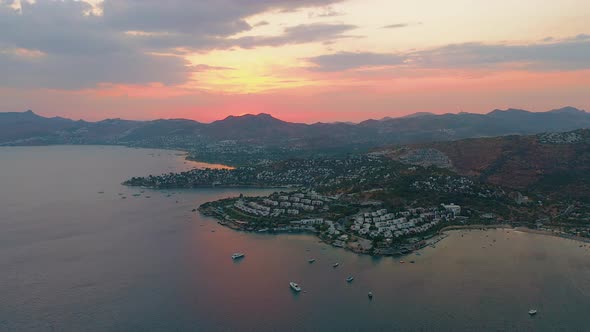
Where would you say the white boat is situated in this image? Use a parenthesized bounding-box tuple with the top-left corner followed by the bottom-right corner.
(290, 282, 302, 292)
(528, 309, 537, 316)
(308, 259, 316, 263)
(333, 263, 340, 268)
(368, 292, 373, 299)
(231, 253, 245, 259)
(346, 276, 354, 282)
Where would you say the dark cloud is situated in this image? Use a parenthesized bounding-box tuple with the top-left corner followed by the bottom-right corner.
(130, 23, 358, 51)
(191, 64, 235, 71)
(382, 22, 422, 29)
(0, 0, 346, 89)
(307, 52, 405, 71)
(308, 6, 342, 18)
(253, 20, 270, 27)
(414, 38, 590, 70)
(1, 0, 123, 56)
(230, 23, 358, 49)
(0, 51, 191, 89)
(307, 37, 590, 71)
(102, 0, 344, 37)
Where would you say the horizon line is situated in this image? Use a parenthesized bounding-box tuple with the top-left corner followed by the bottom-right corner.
(3, 106, 587, 125)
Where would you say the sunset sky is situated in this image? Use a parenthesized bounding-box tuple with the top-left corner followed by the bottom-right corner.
(1, 0, 589, 123)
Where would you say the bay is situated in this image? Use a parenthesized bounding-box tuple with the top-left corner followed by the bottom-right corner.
(1, 146, 589, 331)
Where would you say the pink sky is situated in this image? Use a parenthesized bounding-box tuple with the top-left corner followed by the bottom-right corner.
(1, 0, 589, 123)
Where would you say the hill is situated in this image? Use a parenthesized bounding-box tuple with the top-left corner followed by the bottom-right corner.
(379, 129, 590, 201)
(1, 107, 590, 165)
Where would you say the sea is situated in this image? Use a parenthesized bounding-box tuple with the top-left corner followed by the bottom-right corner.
(1, 145, 589, 331)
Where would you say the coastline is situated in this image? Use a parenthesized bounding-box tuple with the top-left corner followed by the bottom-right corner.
(0, 143, 236, 170)
(513, 227, 590, 243)
(438, 224, 513, 232)
(200, 203, 451, 257)
(208, 209, 590, 256)
(127, 183, 296, 190)
(104, 145, 590, 251)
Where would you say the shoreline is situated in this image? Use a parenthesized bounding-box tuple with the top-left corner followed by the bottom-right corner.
(201, 205, 453, 257)
(513, 227, 590, 243)
(8, 145, 589, 251)
(127, 184, 296, 190)
(440, 224, 590, 244)
(210, 211, 590, 256)
(438, 224, 513, 232)
(0, 143, 237, 170)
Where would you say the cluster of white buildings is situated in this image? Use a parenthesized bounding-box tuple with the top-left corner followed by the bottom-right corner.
(273, 191, 329, 216)
(289, 218, 329, 226)
(350, 204, 460, 239)
(271, 218, 333, 233)
(234, 191, 331, 218)
(234, 200, 272, 217)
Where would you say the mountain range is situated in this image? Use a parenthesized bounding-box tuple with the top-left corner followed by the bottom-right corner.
(1, 107, 589, 153)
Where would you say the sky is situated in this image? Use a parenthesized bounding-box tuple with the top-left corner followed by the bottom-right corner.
(1, 0, 589, 123)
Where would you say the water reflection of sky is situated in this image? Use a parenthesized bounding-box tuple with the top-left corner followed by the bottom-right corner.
(182, 222, 590, 331)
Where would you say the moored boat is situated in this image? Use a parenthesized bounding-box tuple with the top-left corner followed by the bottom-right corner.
(290, 282, 302, 292)
(333, 263, 340, 268)
(528, 309, 537, 316)
(231, 253, 245, 259)
(368, 292, 373, 299)
(346, 276, 354, 282)
(308, 259, 316, 263)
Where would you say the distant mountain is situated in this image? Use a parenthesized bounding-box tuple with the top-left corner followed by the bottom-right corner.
(204, 113, 308, 141)
(1, 107, 589, 155)
(0, 110, 76, 143)
(379, 129, 590, 201)
(400, 112, 436, 119)
(547, 106, 588, 114)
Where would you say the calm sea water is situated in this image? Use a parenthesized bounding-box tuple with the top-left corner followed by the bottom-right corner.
(1, 146, 589, 331)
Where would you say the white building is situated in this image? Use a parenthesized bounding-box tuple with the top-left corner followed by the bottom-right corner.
(442, 203, 461, 216)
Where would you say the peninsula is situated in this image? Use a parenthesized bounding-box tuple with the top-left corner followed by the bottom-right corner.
(125, 130, 590, 256)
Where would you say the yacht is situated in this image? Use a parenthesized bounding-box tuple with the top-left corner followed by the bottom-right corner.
(528, 309, 537, 316)
(346, 276, 354, 282)
(332, 263, 340, 268)
(290, 282, 302, 292)
(231, 253, 245, 259)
